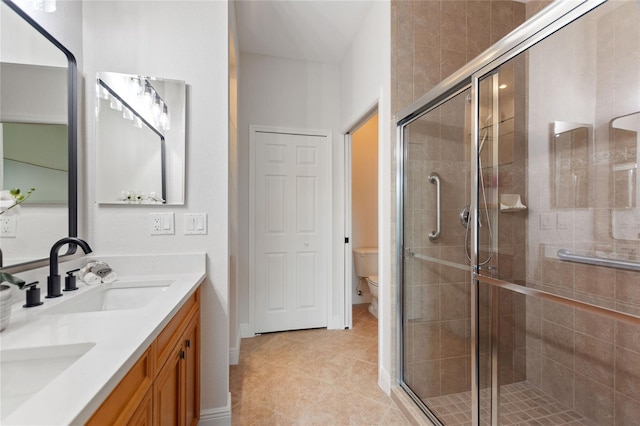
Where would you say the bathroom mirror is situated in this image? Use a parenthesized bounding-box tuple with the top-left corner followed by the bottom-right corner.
(0, 0, 78, 268)
(95, 71, 186, 205)
(610, 112, 640, 240)
(549, 121, 593, 208)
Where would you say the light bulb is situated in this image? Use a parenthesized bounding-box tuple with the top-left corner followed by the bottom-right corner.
(160, 105, 170, 131)
(152, 95, 162, 118)
(109, 98, 123, 111)
(143, 83, 153, 108)
(96, 84, 109, 100)
(123, 108, 134, 120)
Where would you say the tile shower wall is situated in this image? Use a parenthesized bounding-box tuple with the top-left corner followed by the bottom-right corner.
(392, 0, 526, 113)
(393, 0, 526, 403)
(523, 2, 640, 425)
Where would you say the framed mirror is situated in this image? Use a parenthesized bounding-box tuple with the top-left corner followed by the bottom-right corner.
(549, 121, 593, 208)
(95, 71, 186, 205)
(610, 112, 640, 241)
(0, 0, 78, 269)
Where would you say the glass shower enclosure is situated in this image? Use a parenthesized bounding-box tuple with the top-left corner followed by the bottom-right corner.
(397, 1, 640, 425)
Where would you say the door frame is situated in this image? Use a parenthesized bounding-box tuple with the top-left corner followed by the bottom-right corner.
(343, 105, 379, 329)
(248, 125, 333, 336)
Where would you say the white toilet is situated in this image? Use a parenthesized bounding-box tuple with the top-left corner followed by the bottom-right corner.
(353, 247, 379, 318)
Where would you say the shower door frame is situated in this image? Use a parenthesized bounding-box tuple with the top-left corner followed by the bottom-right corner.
(395, 1, 611, 425)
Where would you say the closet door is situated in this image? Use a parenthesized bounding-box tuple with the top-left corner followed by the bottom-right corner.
(251, 127, 331, 333)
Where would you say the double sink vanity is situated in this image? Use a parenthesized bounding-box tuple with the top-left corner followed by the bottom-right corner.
(0, 253, 205, 425)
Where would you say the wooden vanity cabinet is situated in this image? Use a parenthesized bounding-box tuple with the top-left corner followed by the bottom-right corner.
(87, 288, 200, 426)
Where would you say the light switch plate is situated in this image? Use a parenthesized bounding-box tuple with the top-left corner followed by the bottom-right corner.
(184, 213, 207, 235)
(150, 212, 174, 235)
(540, 212, 554, 230)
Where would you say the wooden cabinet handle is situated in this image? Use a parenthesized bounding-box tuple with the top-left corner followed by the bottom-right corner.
(180, 350, 185, 360)
(185, 339, 191, 348)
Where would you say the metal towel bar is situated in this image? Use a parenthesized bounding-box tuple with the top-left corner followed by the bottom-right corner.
(557, 248, 640, 271)
(428, 172, 441, 241)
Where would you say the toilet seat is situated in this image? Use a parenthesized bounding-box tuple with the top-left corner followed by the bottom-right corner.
(367, 275, 378, 287)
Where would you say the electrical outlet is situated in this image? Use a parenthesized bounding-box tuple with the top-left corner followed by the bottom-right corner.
(1, 216, 17, 238)
(149, 213, 174, 235)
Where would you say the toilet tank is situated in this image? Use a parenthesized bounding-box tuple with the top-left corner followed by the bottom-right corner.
(353, 247, 378, 278)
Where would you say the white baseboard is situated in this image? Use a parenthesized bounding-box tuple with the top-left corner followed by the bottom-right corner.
(199, 392, 232, 426)
(229, 332, 241, 365)
(239, 323, 253, 338)
(379, 366, 391, 395)
(327, 315, 342, 330)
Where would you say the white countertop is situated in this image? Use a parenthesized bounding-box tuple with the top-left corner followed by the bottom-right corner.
(0, 253, 206, 425)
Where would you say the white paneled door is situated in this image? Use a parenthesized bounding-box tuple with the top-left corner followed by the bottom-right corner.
(251, 127, 331, 333)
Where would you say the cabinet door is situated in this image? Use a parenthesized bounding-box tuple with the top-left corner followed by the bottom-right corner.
(154, 344, 184, 426)
(128, 389, 153, 426)
(184, 314, 200, 426)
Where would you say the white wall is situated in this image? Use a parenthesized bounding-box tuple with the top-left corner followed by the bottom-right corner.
(228, 0, 240, 366)
(237, 53, 341, 333)
(82, 1, 231, 422)
(339, 0, 392, 393)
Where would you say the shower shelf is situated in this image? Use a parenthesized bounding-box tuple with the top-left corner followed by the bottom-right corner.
(557, 248, 640, 271)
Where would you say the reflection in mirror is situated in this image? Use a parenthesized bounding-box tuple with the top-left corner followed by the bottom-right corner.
(610, 112, 640, 240)
(96, 71, 185, 205)
(0, 0, 76, 269)
(549, 121, 592, 208)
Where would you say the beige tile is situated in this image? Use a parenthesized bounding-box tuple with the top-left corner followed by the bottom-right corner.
(574, 374, 614, 426)
(614, 391, 640, 426)
(615, 320, 640, 353)
(541, 357, 574, 408)
(575, 264, 615, 299)
(575, 309, 614, 343)
(231, 307, 408, 424)
(231, 399, 295, 426)
(615, 346, 640, 399)
(575, 332, 614, 388)
(542, 320, 574, 370)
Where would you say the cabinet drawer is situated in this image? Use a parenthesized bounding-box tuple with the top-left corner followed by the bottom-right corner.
(156, 288, 199, 371)
(86, 347, 154, 426)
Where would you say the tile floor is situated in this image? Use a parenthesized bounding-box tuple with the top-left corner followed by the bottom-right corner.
(230, 304, 410, 425)
(426, 381, 598, 426)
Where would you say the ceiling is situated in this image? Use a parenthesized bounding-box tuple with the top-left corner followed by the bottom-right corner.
(234, 0, 374, 64)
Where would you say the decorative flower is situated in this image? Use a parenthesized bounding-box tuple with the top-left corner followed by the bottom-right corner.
(0, 188, 35, 216)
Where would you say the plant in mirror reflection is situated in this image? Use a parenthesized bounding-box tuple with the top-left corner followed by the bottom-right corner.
(0, 188, 35, 216)
(0, 272, 26, 288)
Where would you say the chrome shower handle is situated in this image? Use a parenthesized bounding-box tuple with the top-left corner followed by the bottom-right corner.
(428, 172, 441, 241)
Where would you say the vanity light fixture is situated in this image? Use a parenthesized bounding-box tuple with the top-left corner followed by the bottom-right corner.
(98, 77, 169, 133)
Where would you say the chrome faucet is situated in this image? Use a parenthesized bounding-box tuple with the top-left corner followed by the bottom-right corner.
(47, 237, 92, 298)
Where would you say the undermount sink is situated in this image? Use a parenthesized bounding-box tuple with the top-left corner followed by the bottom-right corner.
(0, 342, 95, 420)
(42, 279, 173, 315)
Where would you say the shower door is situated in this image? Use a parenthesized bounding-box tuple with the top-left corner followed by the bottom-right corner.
(399, 88, 480, 425)
(399, 1, 640, 425)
